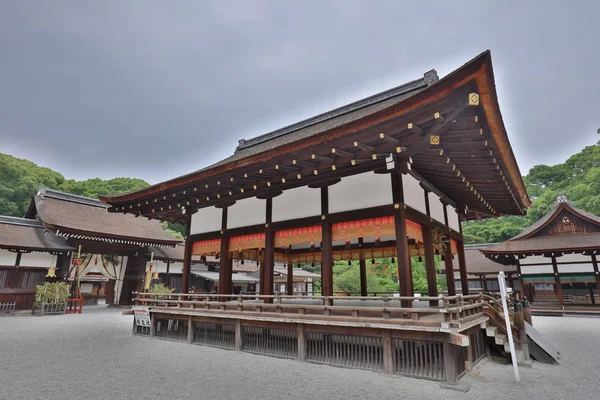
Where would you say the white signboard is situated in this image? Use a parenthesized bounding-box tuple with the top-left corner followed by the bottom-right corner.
(133, 306, 151, 327)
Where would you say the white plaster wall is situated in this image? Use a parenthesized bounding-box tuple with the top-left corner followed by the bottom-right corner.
(0, 249, 17, 266)
(168, 262, 184, 274)
(227, 197, 265, 229)
(557, 264, 594, 273)
(329, 171, 392, 214)
(428, 192, 445, 223)
(520, 255, 552, 265)
(190, 206, 222, 234)
(20, 252, 57, 268)
(448, 207, 461, 232)
(402, 173, 426, 215)
(272, 186, 321, 222)
(558, 254, 592, 263)
(521, 265, 554, 275)
(150, 260, 169, 273)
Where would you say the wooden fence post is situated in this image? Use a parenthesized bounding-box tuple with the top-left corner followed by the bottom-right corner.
(235, 319, 242, 351)
(187, 316, 194, 344)
(150, 313, 156, 339)
(443, 342, 458, 385)
(383, 330, 393, 374)
(297, 324, 306, 362)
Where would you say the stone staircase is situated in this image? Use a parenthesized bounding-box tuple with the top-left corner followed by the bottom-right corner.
(485, 324, 533, 367)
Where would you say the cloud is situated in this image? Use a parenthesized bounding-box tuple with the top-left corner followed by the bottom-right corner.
(0, 1, 599, 184)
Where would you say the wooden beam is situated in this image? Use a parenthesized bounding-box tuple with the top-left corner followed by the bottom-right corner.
(457, 240, 469, 295)
(331, 147, 354, 158)
(287, 262, 294, 295)
(551, 255, 564, 308)
(592, 254, 600, 302)
(353, 140, 375, 152)
(391, 170, 413, 307)
(181, 214, 192, 294)
(422, 224, 438, 305)
(447, 333, 469, 347)
(321, 186, 333, 297)
(359, 237, 367, 297)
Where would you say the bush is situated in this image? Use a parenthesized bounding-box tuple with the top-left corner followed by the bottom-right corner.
(150, 283, 174, 294)
(34, 282, 70, 307)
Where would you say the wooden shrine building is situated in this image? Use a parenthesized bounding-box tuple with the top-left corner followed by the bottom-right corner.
(102, 51, 535, 383)
(482, 195, 600, 309)
(452, 244, 518, 293)
(0, 188, 182, 309)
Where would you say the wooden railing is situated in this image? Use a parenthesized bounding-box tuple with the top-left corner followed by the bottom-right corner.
(133, 292, 485, 328)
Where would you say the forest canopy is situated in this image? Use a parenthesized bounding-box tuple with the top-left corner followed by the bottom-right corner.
(463, 141, 600, 244)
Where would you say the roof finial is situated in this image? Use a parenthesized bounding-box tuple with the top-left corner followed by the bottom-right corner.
(556, 195, 568, 203)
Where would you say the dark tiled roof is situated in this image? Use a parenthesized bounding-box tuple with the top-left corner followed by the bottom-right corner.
(483, 197, 600, 254)
(148, 245, 202, 263)
(0, 216, 74, 252)
(510, 198, 600, 240)
(34, 188, 181, 246)
(236, 71, 438, 151)
(453, 244, 517, 274)
(483, 232, 600, 254)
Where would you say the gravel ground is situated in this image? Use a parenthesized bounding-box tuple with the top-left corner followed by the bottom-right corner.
(1, 308, 599, 400)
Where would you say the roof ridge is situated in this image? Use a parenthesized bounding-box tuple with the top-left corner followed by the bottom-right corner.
(0, 215, 44, 228)
(38, 187, 108, 208)
(235, 70, 438, 152)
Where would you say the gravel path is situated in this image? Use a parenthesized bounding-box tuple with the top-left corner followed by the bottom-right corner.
(1, 308, 598, 400)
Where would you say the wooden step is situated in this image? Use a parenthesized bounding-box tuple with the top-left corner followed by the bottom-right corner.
(495, 334, 506, 345)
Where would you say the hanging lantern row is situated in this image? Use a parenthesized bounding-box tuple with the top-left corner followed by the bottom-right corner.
(192, 239, 221, 256)
(274, 225, 321, 248)
(229, 233, 266, 252)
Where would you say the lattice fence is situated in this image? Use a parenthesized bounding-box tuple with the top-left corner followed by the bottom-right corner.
(306, 332, 383, 371)
(392, 339, 445, 380)
(193, 322, 235, 349)
(155, 318, 188, 341)
(242, 326, 297, 359)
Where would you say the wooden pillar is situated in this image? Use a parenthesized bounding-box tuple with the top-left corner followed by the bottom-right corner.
(444, 239, 456, 297)
(181, 214, 193, 294)
(482, 275, 489, 292)
(235, 319, 242, 351)
(443, 342, 459, 385)
(286, 263, 294, 295)
(297, 323, 306, 361)
(551, 255, 564, 308)
(165, 261, 171, 286)
(359, 237, 367, 297)
(515, 259, 525, 299)
(187, 316, 194, 344)
(592, 254, 600, 303)
(321, 223, 333, 297)
(391, 169, 412, 307)
(422, 224, 438, 306)
(321, 187, 333, 297)
(514, 300, 530, 360)
(218, 240, 232, 295)
(589, 284, 596, 305)
(263, 230, 275, 298)
(382, 330, 393, 374)
(457, 240, 469, 295)
(441, 205, 456, 297)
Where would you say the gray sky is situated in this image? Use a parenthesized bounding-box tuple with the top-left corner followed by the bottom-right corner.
(1, 1, 599, 184)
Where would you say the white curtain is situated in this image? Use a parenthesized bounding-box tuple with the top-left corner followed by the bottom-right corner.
(114, 256, 128, 306)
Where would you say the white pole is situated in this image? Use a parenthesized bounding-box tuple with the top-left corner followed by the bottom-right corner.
(498, 271, 519, 382)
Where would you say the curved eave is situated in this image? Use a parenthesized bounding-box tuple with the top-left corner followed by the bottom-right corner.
(100, 50, 530, 213)
(474, 57, 531, 208)
(41, 222, 181, 247)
